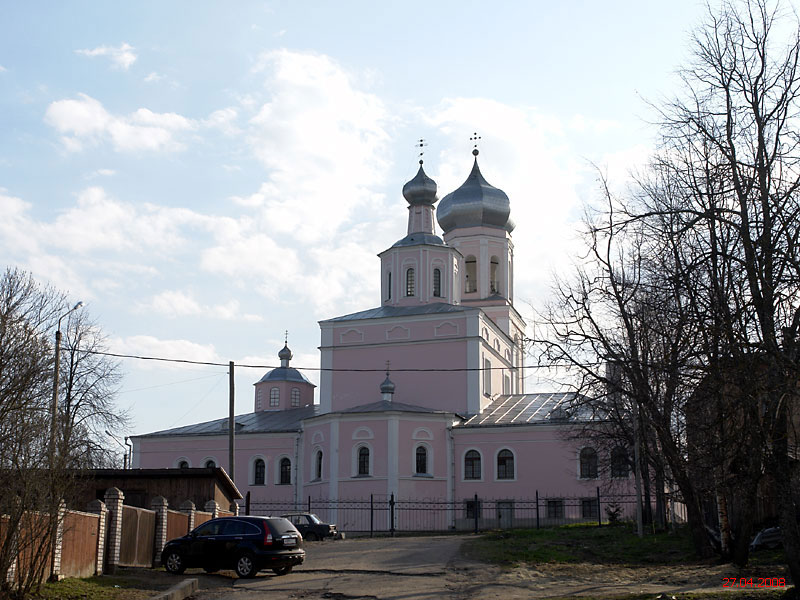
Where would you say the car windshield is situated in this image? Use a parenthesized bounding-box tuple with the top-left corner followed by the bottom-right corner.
(307, 514, 322, 524)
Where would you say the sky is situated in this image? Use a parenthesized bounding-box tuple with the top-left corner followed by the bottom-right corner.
(0, 1, 717, 444)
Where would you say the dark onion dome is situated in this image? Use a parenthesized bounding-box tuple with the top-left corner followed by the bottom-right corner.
(437, 151, 515, 234)
(278, 343, 292, 362)
(380, 374, 396, 395)
(402, 162, 438, 206)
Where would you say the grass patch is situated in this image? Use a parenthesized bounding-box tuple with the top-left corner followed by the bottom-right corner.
(31, 571, 173, 600)
(463, 525, 703, 566)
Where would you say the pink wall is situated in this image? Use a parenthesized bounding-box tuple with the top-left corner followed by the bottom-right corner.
(453, 426, 634, 499)
(328, 336, 468, 413)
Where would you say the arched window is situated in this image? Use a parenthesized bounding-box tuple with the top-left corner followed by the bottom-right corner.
(464, 450, 481, 480)
(270, 387, 280, 407)
(205, 459, 216, 468)
(387, 271, 392, 300)
(315, 450, 323, 480)
(497, 449, 514, 480)
(580, 448, 598, 479)
(490, 256, 499, 293)
(406, 268, 415, 296)
(254, 458, 265, 485)
(483, 358, 492, 395)
(465, 256, 477, 293)
(611, 447, 630, 478)
(178, 460, 189, 469)
(415, 446, 428, 475)
(256, 388, 263, 410)
(358, 446, 370, 476)
(291, 388, 300, 407)
(279, 457, 291, 485)
(433, 268, 442, 297)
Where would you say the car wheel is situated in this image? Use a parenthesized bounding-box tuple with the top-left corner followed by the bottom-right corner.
(164, 551, 185, 574)
(273, 565, 293, 576)
(235, 552, 257, 578)
(304, 532, 318, 541)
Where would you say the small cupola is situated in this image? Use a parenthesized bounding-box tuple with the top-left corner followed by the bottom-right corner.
(278, 342, 293, 367)
(253, 333, 316, 412)
(380, 368, 395, 402)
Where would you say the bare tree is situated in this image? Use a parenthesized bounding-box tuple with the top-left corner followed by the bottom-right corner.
(648, 0, 800, 576)
(537, 0, 800, 577)
(535, 176, 714, 556)
(0, 268, 124, 597)
(57, 310, 127, 469)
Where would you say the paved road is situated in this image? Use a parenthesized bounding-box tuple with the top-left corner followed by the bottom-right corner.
(187, 535, 487, 600)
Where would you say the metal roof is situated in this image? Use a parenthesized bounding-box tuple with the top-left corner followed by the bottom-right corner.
(391, 233, 445, 247)
(321, 303, 468, 323)
(256, 367, 315, 386)
(134, 405, 319, 438)
(337, 399, 450, 415)
(461, 393, 591, 427)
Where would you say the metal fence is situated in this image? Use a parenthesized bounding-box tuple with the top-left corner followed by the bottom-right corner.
(248, 489, 678, 536)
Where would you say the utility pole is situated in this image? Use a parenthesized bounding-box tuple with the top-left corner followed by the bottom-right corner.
(229, 361, 235, 483)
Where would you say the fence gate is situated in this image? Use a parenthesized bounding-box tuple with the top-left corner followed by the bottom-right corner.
(497, 501, 514, 529)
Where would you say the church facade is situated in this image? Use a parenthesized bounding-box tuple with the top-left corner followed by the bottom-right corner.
(132, 149, 629, 522)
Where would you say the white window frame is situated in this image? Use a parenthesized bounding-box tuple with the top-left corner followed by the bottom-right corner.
(352, 442, 373, 477)
(413, 442, 433, 476)
(494, 447, 516, 481)
(275, 455, 293, 485)
(250, 454, 267, 486)
(462, 448, 483, 481)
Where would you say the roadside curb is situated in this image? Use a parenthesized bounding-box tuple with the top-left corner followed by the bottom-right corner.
(151, 578, 198, 600)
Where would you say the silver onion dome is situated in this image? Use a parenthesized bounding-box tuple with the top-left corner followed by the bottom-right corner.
(437, 151, 514, 234)
(278, 343, 293, 362)
(402, 161, 438, 206)
(380, 374, 396, 395)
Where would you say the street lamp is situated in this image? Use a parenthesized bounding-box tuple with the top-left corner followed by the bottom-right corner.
(50, 301, 83, 466)
(106, 430, 131, 470)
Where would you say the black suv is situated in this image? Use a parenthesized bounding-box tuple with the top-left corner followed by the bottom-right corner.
(161, 516, 304, 578)
(281, 512, 341, 541)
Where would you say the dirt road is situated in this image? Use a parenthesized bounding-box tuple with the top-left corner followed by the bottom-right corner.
(179, 535, 791, 600)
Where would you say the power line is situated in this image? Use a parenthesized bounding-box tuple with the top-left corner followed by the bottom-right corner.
(74, 348, 591, 372)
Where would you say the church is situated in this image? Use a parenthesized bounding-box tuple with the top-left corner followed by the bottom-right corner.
(131, 147, 628, 523)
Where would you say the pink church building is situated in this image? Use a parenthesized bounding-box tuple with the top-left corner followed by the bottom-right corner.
(132, 149, 630, 527)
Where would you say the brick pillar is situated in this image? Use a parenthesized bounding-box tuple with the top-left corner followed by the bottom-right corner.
(204, 500, 220, 519)
(49, 500, 67, 581)
(86, 500, 106, 575)
(104, 487, 124, 574)
(180, 500, 196, 533)
(150, 496, 169, 566)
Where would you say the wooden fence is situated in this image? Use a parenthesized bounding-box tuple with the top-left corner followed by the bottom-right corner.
(119, 506, 156, 568)
(2, 489, 236, 583)
(61, 510, 100, 579)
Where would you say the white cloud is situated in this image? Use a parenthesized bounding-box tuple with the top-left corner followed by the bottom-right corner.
(204, 107, 240, 135)
(75, 43, 137, 70)
(144, 290, 263, 322)
(143, 71, 164, 83)
(0, 64, 6, 72)
(425, 98, 588, 302)
(45, 94, 195, 152)
(86, 168, 116, 179)
(246, 49, 392, 244)
(112, 335, 221, 370)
